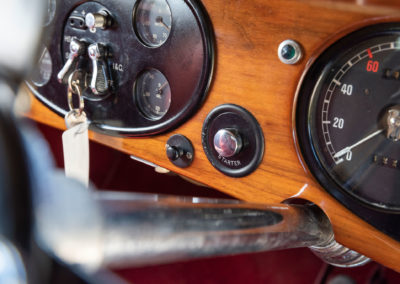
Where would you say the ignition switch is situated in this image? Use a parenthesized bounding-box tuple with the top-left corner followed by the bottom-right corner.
(57, 38, 112, 97)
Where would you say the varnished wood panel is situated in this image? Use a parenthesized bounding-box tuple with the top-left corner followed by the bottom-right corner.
(25, 0, 400, 271)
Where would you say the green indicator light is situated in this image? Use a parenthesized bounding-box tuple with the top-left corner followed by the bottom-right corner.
(281, 44, 296, 60)
(278, 40, 302, 64)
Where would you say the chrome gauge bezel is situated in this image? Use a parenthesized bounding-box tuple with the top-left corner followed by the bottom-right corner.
(133, 0, 172, 48)
(30, 46, 53, 87)
(134, 68, 172, 120)
(296, 22, 400, 241)
(43, 0, 57, 27)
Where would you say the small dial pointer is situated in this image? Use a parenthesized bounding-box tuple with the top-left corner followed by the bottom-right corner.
(156, 16, 171, 31)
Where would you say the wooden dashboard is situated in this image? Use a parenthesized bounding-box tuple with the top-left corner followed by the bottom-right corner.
(25, 0, 400, 272)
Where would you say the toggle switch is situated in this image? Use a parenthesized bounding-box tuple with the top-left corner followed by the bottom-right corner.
(88, 43, 110, 95)
(57, 38, 87, 84)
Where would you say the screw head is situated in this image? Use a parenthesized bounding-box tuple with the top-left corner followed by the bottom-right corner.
(186, 152, 193, 160)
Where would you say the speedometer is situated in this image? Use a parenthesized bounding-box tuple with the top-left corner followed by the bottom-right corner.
(297, 23, 400, 212)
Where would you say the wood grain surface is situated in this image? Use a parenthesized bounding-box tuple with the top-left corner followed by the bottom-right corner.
(25, 0, 400, 271)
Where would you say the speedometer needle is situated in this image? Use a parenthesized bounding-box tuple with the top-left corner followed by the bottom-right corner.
(333, 129, 384, 158)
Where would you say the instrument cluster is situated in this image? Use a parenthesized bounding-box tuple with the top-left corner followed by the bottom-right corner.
(29, 0, 214, 136)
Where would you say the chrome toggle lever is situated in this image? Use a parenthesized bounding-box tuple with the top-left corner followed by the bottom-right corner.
(57, 38, 87, 84)
(88, 43, 110, 95)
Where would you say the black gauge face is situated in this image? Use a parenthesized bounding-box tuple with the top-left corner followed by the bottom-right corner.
(134, 0, 172, 47)
(135, 69, 171, 120)
(298, 24, 400, 211)
(31, 47, 53, 87)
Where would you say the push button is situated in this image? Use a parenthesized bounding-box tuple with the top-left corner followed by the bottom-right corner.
(202, 104, 265, 177)
(85, 11, 112, 31)
(213, 129, 242, 158)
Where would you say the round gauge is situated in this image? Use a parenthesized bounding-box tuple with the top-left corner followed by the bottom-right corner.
(297, 23, 400, 211)
(134, 0, 172, 47)
(135, 69, 171, 120)
(43, 0, 56, 26)
(31, 47, 53, 87)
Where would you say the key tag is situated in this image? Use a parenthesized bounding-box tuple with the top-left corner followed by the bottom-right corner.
(62, 72, 90, 187)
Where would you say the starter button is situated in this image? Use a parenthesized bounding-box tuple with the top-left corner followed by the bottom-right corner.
(213, 129, 242, 158)
(202, 104, 265, 177)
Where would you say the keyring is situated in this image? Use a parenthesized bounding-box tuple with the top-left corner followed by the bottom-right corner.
(67, 72, 84, 115)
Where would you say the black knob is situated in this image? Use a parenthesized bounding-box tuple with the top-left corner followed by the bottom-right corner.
(166, 146, 181, 161)
(165, 135, 194, 168)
